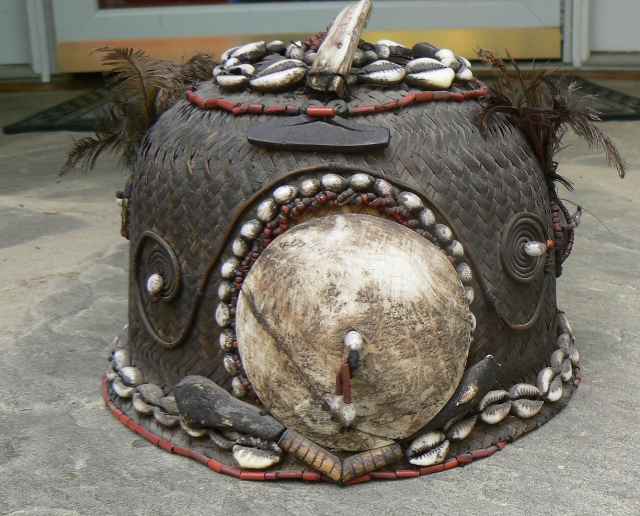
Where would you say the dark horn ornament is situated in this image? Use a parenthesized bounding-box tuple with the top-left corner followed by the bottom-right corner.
(68, 0, 629, 486)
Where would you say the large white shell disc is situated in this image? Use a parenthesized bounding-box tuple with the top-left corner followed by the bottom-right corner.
(236, 214, 471, 451)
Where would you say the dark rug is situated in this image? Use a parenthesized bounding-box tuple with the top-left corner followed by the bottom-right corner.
(3, 76, 640, 135)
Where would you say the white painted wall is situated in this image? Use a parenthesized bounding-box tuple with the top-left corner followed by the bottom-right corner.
(0, 0, 32, 65)
(590, 0, 640, 52)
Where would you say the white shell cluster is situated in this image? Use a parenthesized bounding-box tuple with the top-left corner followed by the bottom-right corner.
(212, 37, 474, 93)
(214, 40, 308, 92)
(108, 347, 180, 427)
(416, 314, 580, 447)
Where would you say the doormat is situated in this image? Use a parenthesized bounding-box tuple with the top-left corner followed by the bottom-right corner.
(3, 76, 640, 135)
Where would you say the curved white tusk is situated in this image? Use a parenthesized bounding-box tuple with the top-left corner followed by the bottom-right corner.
(308, 0, 373, 98)
(523, 241, 547, 257)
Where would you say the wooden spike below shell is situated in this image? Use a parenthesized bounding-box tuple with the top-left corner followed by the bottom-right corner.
(278, 428, 342, 481)
(342, 443, 404, 482)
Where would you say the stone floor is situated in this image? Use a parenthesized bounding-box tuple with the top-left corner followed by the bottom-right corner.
(0, 82, 639, 516)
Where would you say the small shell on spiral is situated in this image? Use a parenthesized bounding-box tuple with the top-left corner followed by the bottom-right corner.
(469, 312, 476, 332)
(480, 401, 512, 424)
(273, 185, 298, 205)
(256, 199, 278, 223)
(456, 262, 473, 285)
(232, 237, 249, 258)
(219, 328, 235, 353)
(408, 439, 450, 466)
(321, 173, 348, 192)
(523, 241, 547, 257)
(146, 274, 164, 296)
(220, 257, 240, 279)
(349, 173, 374, 191)
(511, 399, 544, 418)
(215, 303, 231, 327)
(508, 383, 542, 399)
(398, 191, 424, 212)
(477, 390, 509, 412)
(299, 178, 321, 197)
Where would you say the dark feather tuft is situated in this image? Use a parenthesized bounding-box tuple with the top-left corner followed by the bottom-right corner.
(476, 49, 627, 190)
(59, 48, 218, 180)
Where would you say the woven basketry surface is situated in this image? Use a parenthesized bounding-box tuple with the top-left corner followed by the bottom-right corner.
(127, 79, 556, 399)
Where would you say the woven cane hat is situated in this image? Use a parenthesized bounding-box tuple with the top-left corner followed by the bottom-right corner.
(85, 0, 624, 485)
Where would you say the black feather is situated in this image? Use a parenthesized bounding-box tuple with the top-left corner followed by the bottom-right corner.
(59, 47, 218, 180)
(476, 48, 627, 190)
